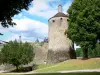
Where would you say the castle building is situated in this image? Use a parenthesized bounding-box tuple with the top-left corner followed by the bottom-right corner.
(35, 38, 39, 43)
(43, 37, 48, 43)
(47, 5, 76, 64)
(0, 5, 77, 71)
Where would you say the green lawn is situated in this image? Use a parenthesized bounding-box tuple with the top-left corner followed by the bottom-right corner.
(0, 72, 100, 75)
(0, 58, 100, 75)
(35, 64, 53, 70)
(34, 58, 100, 72)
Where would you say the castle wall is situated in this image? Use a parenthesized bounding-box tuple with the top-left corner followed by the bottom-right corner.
(47, 17, 74, 64)
(33, 43, 48, 64)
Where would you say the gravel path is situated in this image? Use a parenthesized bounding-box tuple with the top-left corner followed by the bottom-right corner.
(59, 69, 100, 73)
(0, 69, 100, 74)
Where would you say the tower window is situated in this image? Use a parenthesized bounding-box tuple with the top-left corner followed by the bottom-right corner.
(52, 20, 55, 22)
(59, 18, 62, 26)
(60, 18, 63, 20)
(67, 19, 69, 21)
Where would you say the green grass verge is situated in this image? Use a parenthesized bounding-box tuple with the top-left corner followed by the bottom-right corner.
(0, 72, 100, 75)
(36, 64, 53, 70)
(34, 58, 100, 72)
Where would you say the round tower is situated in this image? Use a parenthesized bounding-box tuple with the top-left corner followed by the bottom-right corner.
(47, 5, 76, 64)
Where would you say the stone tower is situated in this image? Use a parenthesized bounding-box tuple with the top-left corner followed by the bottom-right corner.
(47, 5, 76, 64)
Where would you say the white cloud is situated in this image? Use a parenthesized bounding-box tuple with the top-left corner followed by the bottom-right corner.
(4, 34, 33, 42)
(48, 0, 61, 2)
(63, 1, 72, 13)
(4, 34, 20, 42)
(0, 0, 72, 43)
(28, 0, 71, 19)
(2, 17, 48, 42)
(28, 0, 55, 18)
(12, 17, 48, 34)
(13, 13, 23, 19)
(0, 23, 10, 34)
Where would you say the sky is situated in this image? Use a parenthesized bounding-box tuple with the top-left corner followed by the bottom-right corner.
(0, 0, 79, 49)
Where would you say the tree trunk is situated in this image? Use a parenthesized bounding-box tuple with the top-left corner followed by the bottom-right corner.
(83, 48, 88, 59)
(69, 42, 76, 59)
(16, 66, 19, 72)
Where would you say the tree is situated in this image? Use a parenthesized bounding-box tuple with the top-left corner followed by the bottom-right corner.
(0, 33, 3, 35)
(76, 43, 100, 57)
(67, 0, 100, 59)
(95, 43, 100, 56)
(76, 48, 83, 57)
(88, 43, 100, 57)
(0, 0, 33, 28)
(0, 40, 34, 71)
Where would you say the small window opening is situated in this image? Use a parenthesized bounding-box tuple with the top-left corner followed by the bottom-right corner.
(60, 18, 63, 20)
(67, 19, 69, 21)
(52, 20, 55, 22)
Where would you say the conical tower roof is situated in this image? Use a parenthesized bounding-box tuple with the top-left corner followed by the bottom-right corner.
(53, 12, 67, 17)
(49, 5, 68, 20)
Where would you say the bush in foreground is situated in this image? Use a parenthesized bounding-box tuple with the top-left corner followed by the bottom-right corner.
(0, 40, 34, 71)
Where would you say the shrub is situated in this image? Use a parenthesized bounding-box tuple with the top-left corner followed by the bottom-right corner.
(0, 40, 35, 71)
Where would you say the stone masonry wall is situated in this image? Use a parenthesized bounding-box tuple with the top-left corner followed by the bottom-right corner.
(47, 17, 75, 64)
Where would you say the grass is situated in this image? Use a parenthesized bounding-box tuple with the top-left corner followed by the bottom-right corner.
(0, 72, 100, 75)
(34, 58, 100, 72)
(36, 64, 53, 70)
(0, 58, 100, 75)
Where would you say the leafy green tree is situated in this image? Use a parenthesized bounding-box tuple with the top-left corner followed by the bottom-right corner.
(76, 43, 100, 57)
(0, 40, 34, 71)
(0, 0, 33, 28)
(88, 43, 100, 57)
(67, 0, 100, 59)
(95, 43, 100, 56)
(76, 48, 83, 57)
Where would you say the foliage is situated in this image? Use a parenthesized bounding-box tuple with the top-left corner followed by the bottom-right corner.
(67, 0, 100, 58)
(88, 43, 100, 57)
(0, 0, 33, 28)
(39, 42, 44, 46)
(0, 40, 34, 70)
(76, 43, 100, 57)
(76, 48, 83, 57)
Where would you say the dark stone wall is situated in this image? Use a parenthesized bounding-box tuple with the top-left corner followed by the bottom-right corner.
(69, 46, 76, 59)
(46, 49, 71, 64)
(46, 46, 76, 64)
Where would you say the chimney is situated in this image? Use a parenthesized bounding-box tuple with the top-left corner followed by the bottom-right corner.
(58, 5, 62, 12)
